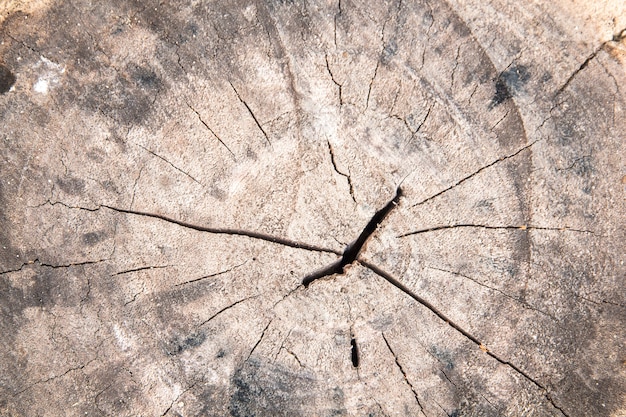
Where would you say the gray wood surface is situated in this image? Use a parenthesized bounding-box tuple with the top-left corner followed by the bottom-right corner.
(1, 1, 624, 416)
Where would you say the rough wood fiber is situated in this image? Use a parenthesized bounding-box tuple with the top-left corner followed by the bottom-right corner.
(0, 1, 624, 416)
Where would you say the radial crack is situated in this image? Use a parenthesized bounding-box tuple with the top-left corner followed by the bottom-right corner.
(399, 223, 593, 237)
(382, 333, 427, 416)
(15, 357, 97, 396)
(363, 261, 569, 417)
(138, 144, 202, 186)
(555, 27, 626, 98)
(411, 141, 537, 207)
(228, 81, 271, 146)
(199, 295, 258, 327)
(186, 103, 236, 159)
(246, 319, 273, 362)
(174, 261, 248, 287)
(113, 265, 170, 276)
(102, 205, 341, 255)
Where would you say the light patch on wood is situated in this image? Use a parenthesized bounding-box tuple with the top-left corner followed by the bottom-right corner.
(0, 0, 52, 24)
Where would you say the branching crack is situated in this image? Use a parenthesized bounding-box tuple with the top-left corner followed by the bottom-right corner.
(137, 144, 202, 186)
(302, 187, 402, 286)
(228, 81, 272, 146)
(382, 333, 427, 416)
(399, 223, 593, 237)
(186, 103, 236, 159)
(327, 139, 356, 203)
(102, 205, 341, 255)
(363, 261, 569, 417)
(411, 141, 537, 207)
(325, 53, 344, 106)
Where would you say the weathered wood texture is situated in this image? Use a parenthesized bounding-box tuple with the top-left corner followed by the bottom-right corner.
(1, 1, 624, 416)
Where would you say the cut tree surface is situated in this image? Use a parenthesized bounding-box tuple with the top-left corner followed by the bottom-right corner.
(1, 0, 625, 416)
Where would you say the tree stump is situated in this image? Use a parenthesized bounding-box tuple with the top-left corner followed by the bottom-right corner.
(1, 1, 624, 416)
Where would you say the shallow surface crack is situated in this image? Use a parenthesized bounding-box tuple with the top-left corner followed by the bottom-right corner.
(160, 382, 197, 417)
(228, 81, 272, 146)
(325, 53, 344, 106)
(174, 261, 248, 287)
(246, 319, 273, 362)
(399, 223, 594, 237)
(382, 332, 427, 416)
(138, 144, 202, 186)
(425, 265, 557, 321)
(411, 141, 537, 207)
(555, 27, 626, 98)
(198, 295, 258, 327)
(186, 102, 236, 159)
(113, 265, 170, 276)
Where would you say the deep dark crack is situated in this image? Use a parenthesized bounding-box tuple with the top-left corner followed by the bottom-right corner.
(350, 336, 359, 368)
(302, 187, 402, 286)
